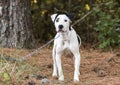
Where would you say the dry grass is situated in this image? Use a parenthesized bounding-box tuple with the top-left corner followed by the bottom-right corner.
(0, 47, 120, 85)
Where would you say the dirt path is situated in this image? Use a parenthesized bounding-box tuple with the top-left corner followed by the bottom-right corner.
(0, 48, 120, 85)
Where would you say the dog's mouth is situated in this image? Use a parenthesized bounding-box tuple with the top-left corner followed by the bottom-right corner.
(57, 29, 65, 32)
(57, 30, 67, 33)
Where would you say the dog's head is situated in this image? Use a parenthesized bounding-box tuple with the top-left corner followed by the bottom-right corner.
(51, 13, 73, 33)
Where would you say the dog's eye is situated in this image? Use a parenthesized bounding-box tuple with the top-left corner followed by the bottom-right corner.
(64, 20, 67, 22)
(56, 18, 59, 22)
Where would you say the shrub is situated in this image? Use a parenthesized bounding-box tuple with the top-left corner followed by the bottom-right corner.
(95, 0, 120, 48)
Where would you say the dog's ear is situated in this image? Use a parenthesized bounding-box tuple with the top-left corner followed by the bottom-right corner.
(66, 13, 74, 21)
(51, 14, 58, 22)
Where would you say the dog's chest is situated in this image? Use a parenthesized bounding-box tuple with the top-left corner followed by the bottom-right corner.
(60, 32, 71, 49)
(62, 39, 70, 49)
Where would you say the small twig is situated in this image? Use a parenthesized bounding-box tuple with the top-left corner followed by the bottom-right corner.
(10, 62, 20, 85)
(91, 42, 100, 48)
(0, 62, 9, 73)
(108, 57, 120, 64)
(109, 45, 113, 53)
(10, 62, 16, 75)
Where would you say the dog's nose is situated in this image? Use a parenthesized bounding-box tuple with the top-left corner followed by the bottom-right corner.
(58, 25, 63, 29)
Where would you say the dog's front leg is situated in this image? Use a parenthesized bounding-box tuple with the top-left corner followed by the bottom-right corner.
(52, 45, 57, 78)
(55, 49, 64, 81)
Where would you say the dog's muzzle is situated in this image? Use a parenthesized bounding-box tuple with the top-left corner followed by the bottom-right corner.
(58, 25, 63, 29)
(57, 25, 65, 32)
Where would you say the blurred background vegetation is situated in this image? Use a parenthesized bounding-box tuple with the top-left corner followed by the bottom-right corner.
(31, 0, 120, 48)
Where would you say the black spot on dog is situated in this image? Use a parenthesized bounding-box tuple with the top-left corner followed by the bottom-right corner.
(77, 36, 80, 44)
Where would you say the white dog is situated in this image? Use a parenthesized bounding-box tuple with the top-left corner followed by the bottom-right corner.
(51, 13, 81, 82)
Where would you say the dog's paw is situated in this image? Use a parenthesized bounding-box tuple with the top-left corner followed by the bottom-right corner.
(74, 73, 80, 82)
(52, 75, 58, 80)
(58, 75, 64, 81)
(73, 78, 79, 83)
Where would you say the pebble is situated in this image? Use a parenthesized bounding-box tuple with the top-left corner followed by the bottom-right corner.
(40, 78, 50, 85)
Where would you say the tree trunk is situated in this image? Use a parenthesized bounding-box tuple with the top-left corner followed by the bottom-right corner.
(0, 0, 35, 48)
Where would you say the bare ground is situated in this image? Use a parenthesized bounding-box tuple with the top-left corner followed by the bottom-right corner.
(0, 48, 120, 85)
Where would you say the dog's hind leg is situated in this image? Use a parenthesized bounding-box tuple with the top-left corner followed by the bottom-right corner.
(73, 52, 80, 82)
(71, 47, 80, 82)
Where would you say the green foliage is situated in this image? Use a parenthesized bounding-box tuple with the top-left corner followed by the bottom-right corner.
(94, 0, 120, 48)
(3, 72, 10, 81)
